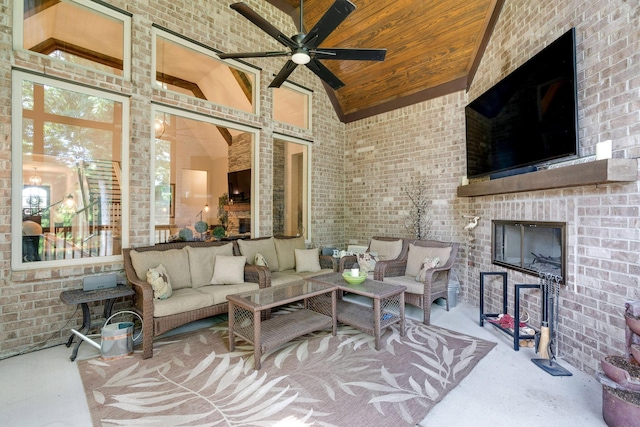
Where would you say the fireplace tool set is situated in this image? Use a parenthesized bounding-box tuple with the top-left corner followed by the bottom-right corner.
(532, 272, 572, 376)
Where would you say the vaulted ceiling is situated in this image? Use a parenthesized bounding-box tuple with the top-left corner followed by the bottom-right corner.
(266, 0, 504, 122)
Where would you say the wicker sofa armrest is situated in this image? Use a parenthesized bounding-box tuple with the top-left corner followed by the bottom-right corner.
(244, 264, 270, 288)
(339, 255, 358, 272)
(374, 259, 408, 281)
(319, 255, 336, 270)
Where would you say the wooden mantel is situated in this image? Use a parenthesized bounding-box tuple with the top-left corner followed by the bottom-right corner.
(457, 158, 638, 197)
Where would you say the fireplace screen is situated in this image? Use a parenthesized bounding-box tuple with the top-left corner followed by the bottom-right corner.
(492, 220, 566, 280)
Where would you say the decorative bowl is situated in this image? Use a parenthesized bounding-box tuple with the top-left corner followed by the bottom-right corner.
(342, 271, 367, 285)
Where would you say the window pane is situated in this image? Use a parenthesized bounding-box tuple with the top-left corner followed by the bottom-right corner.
(21, 0, 128, 76)
(155, 33, 255, 113)
(273, 138, 309, 239)
(273, 85, 311, 129)
(19, 77, 125, 264)
(153, 111, 254, 243)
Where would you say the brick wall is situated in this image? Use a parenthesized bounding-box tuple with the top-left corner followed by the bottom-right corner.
(0, 0, 346, 358)
(346, 0, 640, 374)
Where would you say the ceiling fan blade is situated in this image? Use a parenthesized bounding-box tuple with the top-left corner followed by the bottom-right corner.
(268, 61, 299, 88)
(301, 0, 356, 49)
(305, 58, 345, 90)
(219, 51, 290, 59)
(313, 48, 387, 61)
(230, 2, 297, 50)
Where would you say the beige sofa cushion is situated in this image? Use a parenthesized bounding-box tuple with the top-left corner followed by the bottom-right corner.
(405, 244, 452, 277)
(197, 282, 260, 305)
(238, 238, 279, 272)
(269, 271, 302, 288)
(369, 238, 403, 261)
(274, 237, 306, 271)
(153, 288, 215, 317)
(130, 247, 191, 290)
(186, 244, 234, 288)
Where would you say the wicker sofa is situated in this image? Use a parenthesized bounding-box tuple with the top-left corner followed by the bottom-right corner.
(123, 240, 266, 359)
(237, 236, 335, 287)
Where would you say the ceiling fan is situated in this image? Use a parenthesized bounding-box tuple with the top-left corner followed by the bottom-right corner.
(218, 0, 387, 90)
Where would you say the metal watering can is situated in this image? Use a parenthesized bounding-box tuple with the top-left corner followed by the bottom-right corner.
(71, 310, 143, 360)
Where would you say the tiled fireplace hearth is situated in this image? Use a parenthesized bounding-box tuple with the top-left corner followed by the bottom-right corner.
(492, 220, 566, 280)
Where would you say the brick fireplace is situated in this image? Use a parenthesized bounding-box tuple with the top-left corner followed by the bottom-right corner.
(492, 220, 566, 281)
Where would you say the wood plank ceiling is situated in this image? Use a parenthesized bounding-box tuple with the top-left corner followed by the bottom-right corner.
(267, 0, 504, 122)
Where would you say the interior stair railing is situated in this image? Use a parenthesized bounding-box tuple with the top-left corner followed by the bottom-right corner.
(44, 160, 122, 260)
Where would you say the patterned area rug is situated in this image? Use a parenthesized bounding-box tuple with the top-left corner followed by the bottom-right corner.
(78, 309, 496, 426)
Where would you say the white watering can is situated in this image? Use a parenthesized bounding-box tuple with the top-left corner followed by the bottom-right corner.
(71, 310, 143, 360)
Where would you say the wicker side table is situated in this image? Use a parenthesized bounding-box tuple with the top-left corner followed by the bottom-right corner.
(309, 272, 406, 350)
(59, 285, 134, 361)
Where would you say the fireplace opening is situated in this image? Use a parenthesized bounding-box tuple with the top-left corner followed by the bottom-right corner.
(492, 220, 566, 281)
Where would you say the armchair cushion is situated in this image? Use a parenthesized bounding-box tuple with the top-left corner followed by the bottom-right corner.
(369, 238, 403, 261)
(274, 236, 306, 271)
(295, 248, 321, 273)
(406, 244, 452, 277)
(210, 255, 247, 285)
(186, 243, 234, 288)
(238, 237, 279, 272)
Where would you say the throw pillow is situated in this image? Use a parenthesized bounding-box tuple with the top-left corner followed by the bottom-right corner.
(274, 236, 306, 271)
(295, 248, 321, 273)
(146, 264, 173, 300)
(255, 252, 268, 268)
(357, 252, 378, 273)
(416, 257, 440, 282)
(210, 255, 246, 285)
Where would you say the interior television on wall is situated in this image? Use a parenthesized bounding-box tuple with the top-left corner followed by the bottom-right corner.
(465, 27, 578, 179)
(228, 169, 251, 203)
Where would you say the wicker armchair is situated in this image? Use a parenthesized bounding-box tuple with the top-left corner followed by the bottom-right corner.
(377, 239, 460, 325)
(123, 240, 267, 359)
(338, 236, 409, 276)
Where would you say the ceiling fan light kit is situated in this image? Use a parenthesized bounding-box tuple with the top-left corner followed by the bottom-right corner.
(219, 0, 386, 89)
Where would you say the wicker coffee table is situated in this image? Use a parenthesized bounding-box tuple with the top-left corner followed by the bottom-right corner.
(227, 280, 337, 370)
(309, 272, 406, 350)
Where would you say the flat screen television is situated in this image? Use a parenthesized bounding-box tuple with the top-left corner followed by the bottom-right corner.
(228, 169, 251, 203)
(465, 28, 578, 179)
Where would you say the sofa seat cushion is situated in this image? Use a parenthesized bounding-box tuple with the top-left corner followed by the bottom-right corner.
(153, 288, 215, 318)
(130, 247, 192, 290)
(294, 268, 334, 280)
(186, 244, 234, 288)
(274, 237, 306, 271)
(238, 238, 279, 272)
(269, 271, 303, 288)
(197, 282, 260, 305)
(383, 274, 448, 295)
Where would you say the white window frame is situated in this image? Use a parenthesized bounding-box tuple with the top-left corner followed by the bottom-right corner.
(11, 70, 130, 270)
(272, 132, 312, 243)
(152, 27, 260, 115)
(273, 81, 313, 131)
(13, 0, 132, 80)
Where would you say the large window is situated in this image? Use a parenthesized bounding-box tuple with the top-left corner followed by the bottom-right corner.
(273, 136, 310, 240)
(15, 0, 131, 78)
(152, 107, 258, 244)
(153, 28, 257, 114)
(273, 83, 312, 130)
(12, 71, 129, 268)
